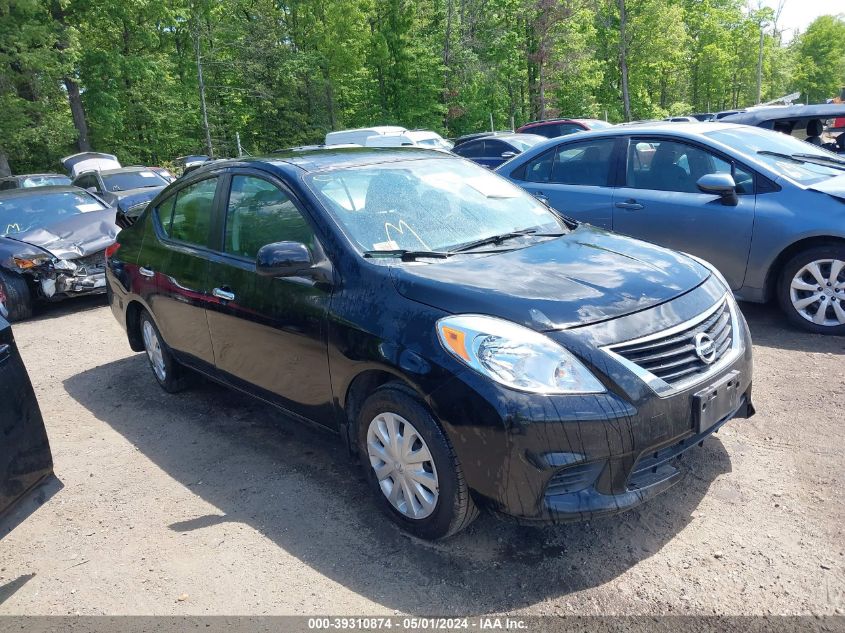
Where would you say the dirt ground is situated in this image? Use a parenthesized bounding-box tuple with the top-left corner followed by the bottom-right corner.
(0, 296, 842, 616)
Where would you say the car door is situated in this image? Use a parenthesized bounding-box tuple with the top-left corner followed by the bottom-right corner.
(510, 137, 619, 228)
(452, 139, 486, 166)
(0, 316, 53, 515)
(611, 136, 755, 290)
(204, 171, 334, 425)
(142, 175, 220, 367)
(479, 140, 514, 169)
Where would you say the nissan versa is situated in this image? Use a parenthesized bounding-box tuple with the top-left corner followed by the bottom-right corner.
(106, 148, 754, 539)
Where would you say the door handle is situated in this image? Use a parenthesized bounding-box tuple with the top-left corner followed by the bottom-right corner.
(213, 287, 235, 302)
(139, 267, 155, 278)
(615, 199, 644, 210)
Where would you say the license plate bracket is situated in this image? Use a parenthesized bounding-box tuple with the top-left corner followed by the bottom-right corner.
(693, 370, 741, 434)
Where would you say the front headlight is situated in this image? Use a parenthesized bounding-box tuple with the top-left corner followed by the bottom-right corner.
(436, 315, 606, 394)
(13, 255, 51, 270)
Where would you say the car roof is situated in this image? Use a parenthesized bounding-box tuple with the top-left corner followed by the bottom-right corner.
(193, 147, 451, 176)
(1, 173, 68, 179)
(720, 103, 845, 125)
(79, 166, 155, 177)
(535, 121, 737, 139)
(0, 185, 89, 199)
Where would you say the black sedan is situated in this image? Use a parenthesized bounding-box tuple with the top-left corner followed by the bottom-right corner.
(0, 186, 118, 321)
(0, 314, 53, 516)
(72, 166, 170, 228)
(451, 133, 545, 168)
(107, 148, 753, 539)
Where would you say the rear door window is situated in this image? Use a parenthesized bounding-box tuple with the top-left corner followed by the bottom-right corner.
(548, 139, 616, 186)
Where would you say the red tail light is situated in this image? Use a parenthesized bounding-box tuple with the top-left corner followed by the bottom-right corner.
(105, 242, 121, 262)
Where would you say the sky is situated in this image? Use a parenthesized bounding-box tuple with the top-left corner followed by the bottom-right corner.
(760, 0, 844, 41)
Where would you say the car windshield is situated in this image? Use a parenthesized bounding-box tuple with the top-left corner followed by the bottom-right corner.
(706, 127, 845, 185)
(585, 120, 613, 129)
(305, 157, 564, 255)
(0, 191, 106, 235)
(415, 137, 454, 151)
(21, 175, 72, 188)
(101, 170, 167, 192)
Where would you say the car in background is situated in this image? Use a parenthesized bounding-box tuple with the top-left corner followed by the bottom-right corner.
(0, 313, 53, 517)
(497, 122, 845, 334)
(175, 155, 210, 173)
(0, 174, 72, 190)
(451, 133, 546, 168)
(325, 126, 407, 146)
(721, 104, 845, 153)
(150, 167, 176, 183)
(689, 113, 715, 122)
(516, 118, 613, 139)
(451, 131, 515, 148)
(0, 186, 118, 321)
(71, 166, 170, 228)
(665, 116, 699, 123)
(364, 130, 454, 152)
(61, 152, 122, 178)
(106, 148, 752, 539)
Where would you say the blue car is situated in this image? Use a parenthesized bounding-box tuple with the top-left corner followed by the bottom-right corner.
(497, 122, 845, 334)
(452, 133, 546, 169)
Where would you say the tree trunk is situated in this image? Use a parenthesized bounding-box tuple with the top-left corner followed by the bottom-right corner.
(618, 0, 632, 121)
(756, 25, 764, 104)
(64, 78, 91, 151)
(0, 151, 11, 178)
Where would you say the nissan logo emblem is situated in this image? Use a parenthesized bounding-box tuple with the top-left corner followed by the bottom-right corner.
(694, 332, 717, 364)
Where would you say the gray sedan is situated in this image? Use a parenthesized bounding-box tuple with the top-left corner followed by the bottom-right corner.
(496, 122, 845, 334)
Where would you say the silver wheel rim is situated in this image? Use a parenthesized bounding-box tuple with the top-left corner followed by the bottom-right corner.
(366, 412, 439, 519)
(141, 320, 167, 382)
(789, 258, 845, 327)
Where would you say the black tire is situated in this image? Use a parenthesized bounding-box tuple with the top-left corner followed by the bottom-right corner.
(0, 270, 33, 322)
(357, 383, 478, 540)
(138, 310, 191, 392)
(777, 244, 845, 335)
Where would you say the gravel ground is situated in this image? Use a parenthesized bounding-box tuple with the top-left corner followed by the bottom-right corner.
(0, 296, 842, 616)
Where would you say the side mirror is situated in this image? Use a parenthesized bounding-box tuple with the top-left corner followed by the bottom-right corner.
(697, 173, 738, 206)
(501, 151, 517, 159)
(256, 241, 313, 277)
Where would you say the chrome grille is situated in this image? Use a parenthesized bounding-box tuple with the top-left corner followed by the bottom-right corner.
(73, 250, 106, 275)
(603, 296, 739, 395)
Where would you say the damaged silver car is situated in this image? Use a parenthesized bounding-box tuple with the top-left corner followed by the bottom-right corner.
(0, 186, 118, 321)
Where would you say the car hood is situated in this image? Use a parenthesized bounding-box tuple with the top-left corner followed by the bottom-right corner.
(107, 187, 164, 209)
(390, 225, 710, 330)
(809, 174, 845, 202)
(4, 209, 118, 260)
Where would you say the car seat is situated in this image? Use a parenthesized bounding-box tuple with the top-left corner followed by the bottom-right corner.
(805, 119, 823, 146)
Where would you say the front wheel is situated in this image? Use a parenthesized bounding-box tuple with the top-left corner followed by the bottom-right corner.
(777, 245, 845, 335)
(357, 384, 478, 540)
(0, 270, 33, 322)
(139, 310, 191, 392)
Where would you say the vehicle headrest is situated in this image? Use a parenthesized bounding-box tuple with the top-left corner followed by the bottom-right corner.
(806, 119, 823, 137)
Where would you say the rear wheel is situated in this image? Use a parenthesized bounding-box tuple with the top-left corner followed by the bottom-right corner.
(357, 384, 478, 539)
(139, 310, 190, 392)
(777, 245, 845, 335)
(0, 270, 33, 322)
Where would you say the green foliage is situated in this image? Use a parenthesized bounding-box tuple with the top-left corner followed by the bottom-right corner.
(792, 15, 845, 105)
(0, 0, 843, 174)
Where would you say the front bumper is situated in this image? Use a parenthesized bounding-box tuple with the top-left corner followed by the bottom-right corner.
(426, 279, 754, 523)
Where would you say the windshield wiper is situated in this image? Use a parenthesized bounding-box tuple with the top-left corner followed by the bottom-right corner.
(450, 228, 566, 253)
(757, 150, 845, 170)
(792, 153, 845, 167)
(363, 249, 453, 262)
